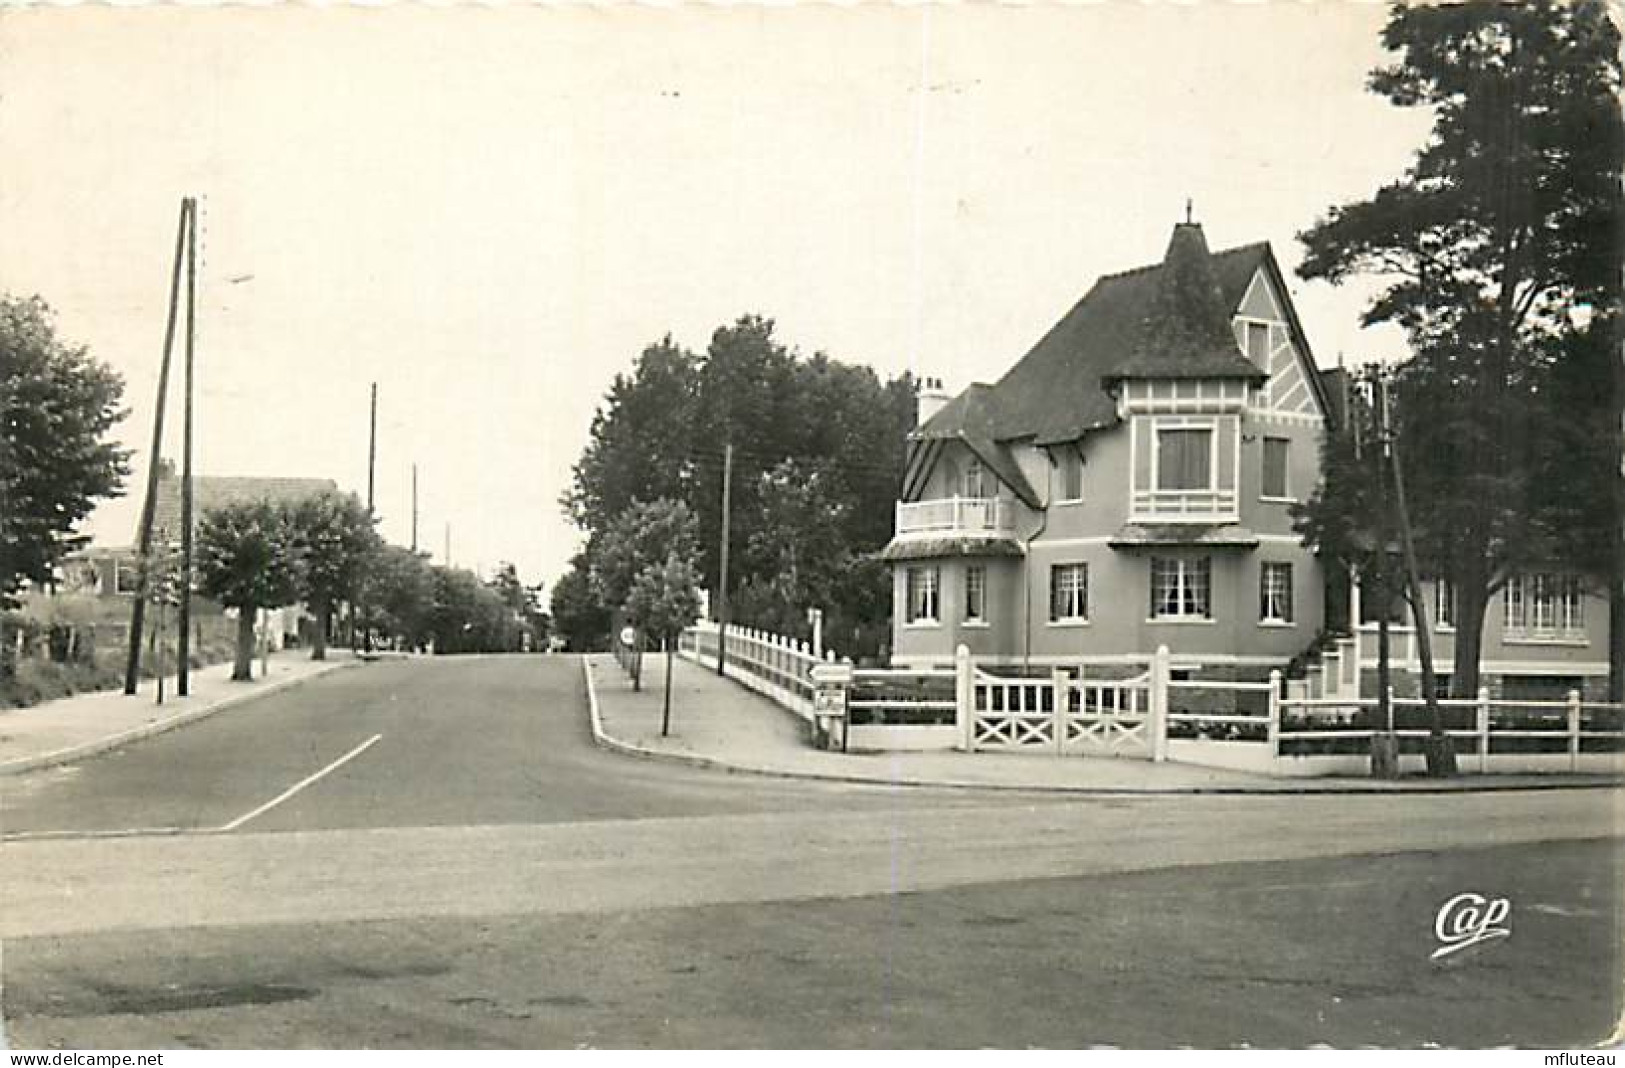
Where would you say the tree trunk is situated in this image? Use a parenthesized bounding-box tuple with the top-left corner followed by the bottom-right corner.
(1452, 581, 1491, 700)
(311, 601, 329, 661)
(661, 645, 673, 737)
(232, 608, 256, 681)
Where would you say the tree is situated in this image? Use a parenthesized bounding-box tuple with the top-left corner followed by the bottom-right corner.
(590, 499, 700, 616)
(551, 555, 608, 652)
(485, 561, 547, 651)
(1296, 0, 1623, 699)
(563, 337, 699, 538)
(291, 490, 380, 661)
(591, 499, 698, 690)
(736, 459, 850, 637)
(196, 501, 301, 680)
(624, 550, 702, 736)
(366, 543, 436, 650)
(562, 315, 916, 658)
(0, 295, 130, 609)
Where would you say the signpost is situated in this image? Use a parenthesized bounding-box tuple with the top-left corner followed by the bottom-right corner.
(810, 661, 851, 752)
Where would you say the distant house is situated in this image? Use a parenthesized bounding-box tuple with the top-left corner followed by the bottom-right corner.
(68, 467, 339, 649)
(879, 219, 1611, 698)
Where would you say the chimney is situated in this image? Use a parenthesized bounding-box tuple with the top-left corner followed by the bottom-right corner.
(916, 375, 952, 426)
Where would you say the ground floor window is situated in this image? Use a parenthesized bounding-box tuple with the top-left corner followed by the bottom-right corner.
(905, 566, 940, 624)
(1151, 556, 1211, 619)
(1049, 563, 1089, 622)
(965, 565, 987, 623)
(1504, 573, 1584, 639)
(1259, 562, 1293, 623)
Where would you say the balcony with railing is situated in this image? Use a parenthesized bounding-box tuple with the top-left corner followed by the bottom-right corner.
(1129, 487, 1239, 524)
(894, 496, 1016, 539)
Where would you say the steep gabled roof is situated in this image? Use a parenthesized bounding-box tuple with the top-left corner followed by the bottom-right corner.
(908, 384, 1040, 507)
(986, 228, 1272, 446)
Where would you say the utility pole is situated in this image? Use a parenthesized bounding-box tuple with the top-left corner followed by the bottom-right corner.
(178, 196, 197, 697)
(411, 463, 419, 553)
(1370, 371, 1397, 778)
(445, 522, 452, 568)
(125, 199, 191, 696)
(360, 383, 378, 652)
(367, 383, 377, 513)
(716, 442, 733, 676)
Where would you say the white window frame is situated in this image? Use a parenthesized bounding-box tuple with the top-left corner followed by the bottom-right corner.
(1434, 579, 1456, 631)
(1049, 563, 1089, 625)
(1259, 562, 1293, 625)
(905, 566, 940, 626)
(1152, 423, 1218, 493)
(964, 565, 987, 625)
(1504, 573, 1585, 642)
(1150, 556, 1213, 622)
(1260, 436, 1292, 501)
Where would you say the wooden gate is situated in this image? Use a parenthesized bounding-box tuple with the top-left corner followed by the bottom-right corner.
(1061, 673, 1153, 758)
(971, 669, 1154, 758)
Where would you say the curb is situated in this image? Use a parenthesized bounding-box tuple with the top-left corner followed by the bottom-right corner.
(0, 658, 363, 778)
(581, 656, 1625, 798)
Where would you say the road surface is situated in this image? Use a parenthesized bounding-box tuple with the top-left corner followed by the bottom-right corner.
(2, 655, 1620, 1047)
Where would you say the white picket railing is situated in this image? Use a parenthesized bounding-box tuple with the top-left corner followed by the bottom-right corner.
(894, 496, 1014, 537)
(675, 625, 1624, 774)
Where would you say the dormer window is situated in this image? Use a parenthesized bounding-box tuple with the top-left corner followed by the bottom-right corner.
(1244, 321, 1270, 367)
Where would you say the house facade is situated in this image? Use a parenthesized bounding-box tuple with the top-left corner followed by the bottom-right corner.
(880, 220, 1612, 695)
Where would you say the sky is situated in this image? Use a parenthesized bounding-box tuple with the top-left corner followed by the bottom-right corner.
(0, 1, 1430, 593)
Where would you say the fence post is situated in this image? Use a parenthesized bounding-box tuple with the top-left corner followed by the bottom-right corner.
(955, 644, 974, 752)
(1477, 686, 1491, 774)
(1051, 666, 1069, 754)
(1150, 645, 1170, 763)
(1567, 688, 1582, 772)
(1267, 669, 1282, 759)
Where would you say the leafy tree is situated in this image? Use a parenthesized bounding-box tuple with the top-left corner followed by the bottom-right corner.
(590, 499, 700, 614)
(290, 490, 380, 661)
(366, 543, 436, 650)
(0, 295, 130, 609)
(563, 337, 699, 537)
(624, 550, 702, 736)
(736, 459, 850, 637)
(550, 554, 608, 652)
(196, 501, 301, 680)
(1296, 0, 1623, 697)
(562, 314, 916, 657)
(485, 561, 547, 651)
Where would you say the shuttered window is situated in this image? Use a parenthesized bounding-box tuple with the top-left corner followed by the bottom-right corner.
(1156, 428, 1212, 491)
(1262, 438, 1290, 499)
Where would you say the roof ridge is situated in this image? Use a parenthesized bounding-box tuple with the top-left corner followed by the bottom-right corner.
(1092, 240, 1266, 284)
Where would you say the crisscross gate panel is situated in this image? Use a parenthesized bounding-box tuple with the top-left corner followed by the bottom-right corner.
(970, 670, 1153, 757)
(1062, 674, 1152, 757)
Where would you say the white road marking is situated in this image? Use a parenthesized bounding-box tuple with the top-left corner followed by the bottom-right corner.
(216, 733, 383, 833)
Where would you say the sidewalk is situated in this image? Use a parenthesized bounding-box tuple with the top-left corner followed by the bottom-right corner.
(0, 650, 360, 776)
(586, 653, 1625, 794)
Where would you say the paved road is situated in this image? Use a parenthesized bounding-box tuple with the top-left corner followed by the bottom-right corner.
(2, 655, 1621, 1048)
(1, 656, 999, 838)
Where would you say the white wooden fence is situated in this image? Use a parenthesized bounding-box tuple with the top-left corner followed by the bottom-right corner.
(676, 625, 1625, 776)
